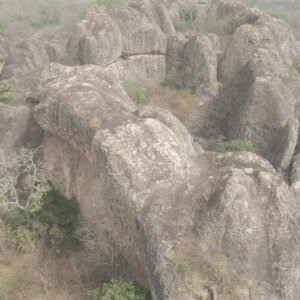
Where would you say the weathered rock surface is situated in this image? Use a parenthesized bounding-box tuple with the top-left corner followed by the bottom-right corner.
(0, 103, 42, 151)
(166, 33, 220, 99)
(28, 63, 300, 300)
(0, 38, 50, 80)
(188, 0, 300, 172)
(189, 49, 300, 170)
(67, 4, 167, 82)
(1, 1, 300, 299)
(219, 14, 300, 85)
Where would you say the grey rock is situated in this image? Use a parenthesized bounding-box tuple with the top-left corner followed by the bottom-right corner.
(188, 1, 300, 170)
(166, 33, 220, 99)
(0, 38, 50, 80)
(220, 16, 300, 85)
(67, 5, 167, 66)
(30, 63, 300, 300)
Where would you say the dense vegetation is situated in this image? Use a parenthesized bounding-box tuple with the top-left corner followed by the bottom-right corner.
(89, 279, 151, 300)
(0, 82, 15, 102)
(3, 183, 82, 253)
(212, 140, 256, 153)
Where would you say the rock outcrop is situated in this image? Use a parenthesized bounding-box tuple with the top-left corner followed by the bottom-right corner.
(166, 33, 220, 99)
(1, 0, 300, 299)
(28, 62, 300, 300)
(188, 0, 300, 172)
(67, 4, 167, 82)
(0, 38, 50, 80)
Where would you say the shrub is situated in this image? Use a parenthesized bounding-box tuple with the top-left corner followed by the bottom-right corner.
(0, 82, 15, 102)
(121, 52, 129, 60)
(230, 15, 246, 33)
(122, 80, 148, 106)
(212, 140, 255, 153)
(95, 0, 123, 7)
(178, 5, 201, 32)
(88, 279, 151, 300)
(293, 59, 300, 73)
(4, 183, 82, 253)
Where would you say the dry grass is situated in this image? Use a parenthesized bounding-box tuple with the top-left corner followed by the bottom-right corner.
(0, 222, 89, 300)
(166, 239, 249, 300)
(145, 82, 199, 123)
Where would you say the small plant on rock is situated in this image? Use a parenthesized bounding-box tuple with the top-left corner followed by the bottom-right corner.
(212, 140, 255, 153)
(0, 82, 15, 102)
(178, 4, 201, 32)
(121, 52, 129, 60)
(230, 15, 246, 33)
(122, 79, 148, 106)
(293, 59, 300, 73)
(88, 278, 151, 300)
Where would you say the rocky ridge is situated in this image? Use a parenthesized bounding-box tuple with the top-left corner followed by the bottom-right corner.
(1, 0, 300, 299)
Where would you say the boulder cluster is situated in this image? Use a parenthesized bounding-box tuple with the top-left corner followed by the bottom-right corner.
(1, 0, 300, 299)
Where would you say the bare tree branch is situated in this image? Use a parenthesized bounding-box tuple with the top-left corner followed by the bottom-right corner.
(0, 148, 48, 213)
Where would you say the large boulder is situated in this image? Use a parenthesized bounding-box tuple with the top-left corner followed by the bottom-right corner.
(187, 0, 300, 171)
(30, 63, 300, 300)
(67, 5, 167, 82)
(0, 38, 50, 80)
(219, 15, 300, 85)
(0, 102, 42, 151)
(166, 33, 220, 100)
(188, 49, 300, 170)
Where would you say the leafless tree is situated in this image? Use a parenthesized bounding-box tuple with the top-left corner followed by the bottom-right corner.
(0, 148, 47, 212)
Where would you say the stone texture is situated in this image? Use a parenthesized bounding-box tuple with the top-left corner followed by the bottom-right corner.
(219, 15, 300, 85)
(2, 1, 300, 300)
(0, 38, 50, 80)
(67, 5, 167, 65)
(29, 63, 300, 300)
(188, 0, 300, 171)
(166, 33, 220, 100)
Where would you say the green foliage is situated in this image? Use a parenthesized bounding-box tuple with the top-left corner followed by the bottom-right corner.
(0, 281, 11, 300)
(230, 15, 246, 33)
(4, 184, 81, 253)
(88, 279, 151, 300)
(0, 82, 15, 102)
(95, 0, 123, 7)
(178, 4, 201, 32)
(293, 59, 300, 74)
(8, 225, 34, 253)
(26, 8, 61, 28)
(122, 80, 148, 106)
(212, 140, 255, 153)
(121, 52, 129, 60)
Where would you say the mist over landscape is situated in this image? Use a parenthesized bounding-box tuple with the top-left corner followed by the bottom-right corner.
(0, 0, 300, 299)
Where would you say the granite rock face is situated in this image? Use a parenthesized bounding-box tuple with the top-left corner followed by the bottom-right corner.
(0, 38, 50, 80)
(29, 63, 300, 300)
(166, 33, 220, 100)
(1, 1, 300, 299)
(67, 4, 167, 82)
(188, 0, 300, 172)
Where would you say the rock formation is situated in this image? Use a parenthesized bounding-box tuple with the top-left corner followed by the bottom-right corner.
(1, 0, 300, 299)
